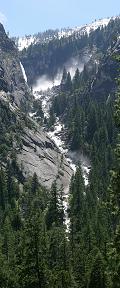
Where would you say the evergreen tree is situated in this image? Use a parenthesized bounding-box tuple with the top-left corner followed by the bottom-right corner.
(88, 253, 107, 288)
(69, 167, 87, 287)
(66, 72, 72, 92)
(0, 168, 8, 210)
(73, 68, 80, 90)
(61, 67, 67, 85)
(107, 69, 120, 287)
(46, 181, 63, 229)
(69, 166, 85, 235)
(19, 196, 48, 288)
(31, 172, 39, 195)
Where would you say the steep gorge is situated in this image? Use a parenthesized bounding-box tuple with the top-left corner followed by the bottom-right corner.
(0, 22, 73, 193)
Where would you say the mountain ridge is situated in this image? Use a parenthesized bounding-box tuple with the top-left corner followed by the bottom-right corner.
(19, 16, 120, 86)
(14, 16, 119, 51)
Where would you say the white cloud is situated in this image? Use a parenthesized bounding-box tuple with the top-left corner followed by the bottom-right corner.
(0, 12, 7, 25)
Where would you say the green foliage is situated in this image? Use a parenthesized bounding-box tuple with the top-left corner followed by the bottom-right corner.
(88, 253, 107, 288)
(0, 18, 120, 287)
(106, 66, 120, 288)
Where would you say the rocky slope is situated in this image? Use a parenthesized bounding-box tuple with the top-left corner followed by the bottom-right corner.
(17, 126, 72, 190)
(0, 23, 32, 109)
(0, 23, 73, 192)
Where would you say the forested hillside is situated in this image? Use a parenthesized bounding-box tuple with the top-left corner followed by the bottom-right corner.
(0, 69, 119, 286)
(0, 15, 120, 287)
(20, 17, 120, 85)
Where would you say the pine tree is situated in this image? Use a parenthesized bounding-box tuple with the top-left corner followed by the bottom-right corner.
(61, 67, 67, 85)
(107, 71, 120, 288)
(19, 196, 48, 288)
(66, 72, 72, 92)
(69, 167, 86, 287)
(48, 226, 75, 287)
(69, 166, 85, 235)
(73, 68, 80, 90)
(88, 253, 107, 288)
(46, 181, 60, 229)
(0, 168, 8, 210)
(31, 172, 39, 195)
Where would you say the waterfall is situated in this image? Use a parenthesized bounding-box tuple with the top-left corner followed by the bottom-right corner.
(20, 62, 27, 83)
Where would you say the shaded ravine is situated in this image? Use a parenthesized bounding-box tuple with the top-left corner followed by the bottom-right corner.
(33, 87, 91, 230)
(48, 117, 91, 184)
(47, 116, 91, 231)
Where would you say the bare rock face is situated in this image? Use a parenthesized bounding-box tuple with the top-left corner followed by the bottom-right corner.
(0, 23, 73, 191)
(0, 23, 32, 109)
(18, 127, 73, 190)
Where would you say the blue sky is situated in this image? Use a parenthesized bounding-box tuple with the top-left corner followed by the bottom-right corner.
(0, 0, 120, 36)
